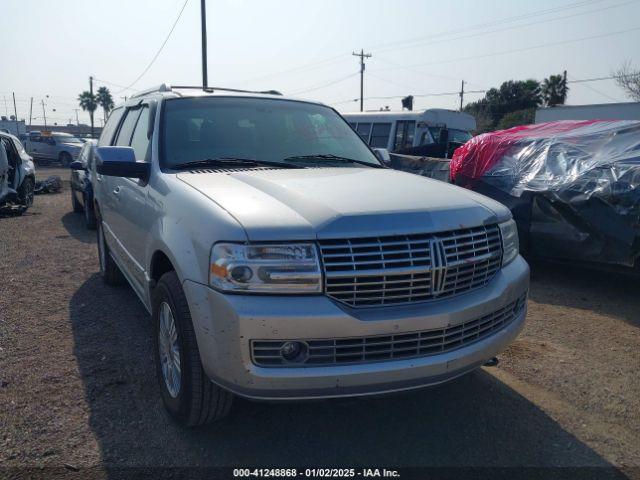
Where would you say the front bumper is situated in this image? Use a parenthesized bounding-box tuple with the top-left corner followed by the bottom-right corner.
(183, 255, 529, 400)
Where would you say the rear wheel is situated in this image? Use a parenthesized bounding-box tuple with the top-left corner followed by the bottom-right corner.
(84, 195, 96, 229)
(97, 219, 125, 286)
(60, 152, 72, 167)
(71, 188, 83, 213)
(153, 271, 233, 426)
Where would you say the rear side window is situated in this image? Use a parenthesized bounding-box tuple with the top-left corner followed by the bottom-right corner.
(115, 109, 142, 146)
(394, 120, 416, 151)
(129, 107, 151, 161)
(369, 123, 391, 148)
(98, 108, 125, 146)
(356, 123, 372, 142)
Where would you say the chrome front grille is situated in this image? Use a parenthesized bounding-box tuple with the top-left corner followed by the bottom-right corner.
(318, 224, 503, 307)
(252, 293, 527, 367)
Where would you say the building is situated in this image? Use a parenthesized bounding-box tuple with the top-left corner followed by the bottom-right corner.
(535, 102, 640, 123)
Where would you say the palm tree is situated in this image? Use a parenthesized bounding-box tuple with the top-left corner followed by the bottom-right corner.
(78, 91, 97, 136)
(541, 74, 569, 107)
(96, 87, 115, 123)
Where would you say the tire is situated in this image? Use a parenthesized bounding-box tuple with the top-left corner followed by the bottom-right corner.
(96, 219, 125, 286)
(71, 188, 83, 213)
(153, 271, 233, 426)
(18, 177, 35, 212)
(84, 195, 96, 229)
(60, 152, 72, 167)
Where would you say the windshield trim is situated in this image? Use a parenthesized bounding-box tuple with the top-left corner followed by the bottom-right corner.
(158, 96, 383, 171)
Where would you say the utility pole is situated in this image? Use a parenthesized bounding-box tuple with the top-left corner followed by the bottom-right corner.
(352, 49, 372, 112)
(89, 76, 94, 138)
(74, 109, 80, 126)
(459, 80, 465, 111)
(29, 97, 33, 128)
(201, 0, 208, 89)
(3, 96, 7, 117)
(41, 99, 47, 128)
(12, 92, 19, 135)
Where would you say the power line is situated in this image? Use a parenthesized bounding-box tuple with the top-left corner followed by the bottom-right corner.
(117, 0, 190, 93)
(289, 72, 359, 96)
(366, 0, 603, 52)
(369, 0, 634, 56)
(378, 26, 640, 71)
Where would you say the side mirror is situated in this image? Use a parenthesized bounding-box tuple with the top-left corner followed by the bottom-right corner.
(373, 148, 391, 165)
(96, 146, 150, 180)
(69, 160, 84, 170)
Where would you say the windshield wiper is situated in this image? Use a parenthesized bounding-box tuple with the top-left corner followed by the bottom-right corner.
(171, 157, 305, 170)
(282, 154, 385, 168)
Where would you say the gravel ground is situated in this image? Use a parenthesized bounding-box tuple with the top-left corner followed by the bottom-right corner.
(0, 167, 639, 477)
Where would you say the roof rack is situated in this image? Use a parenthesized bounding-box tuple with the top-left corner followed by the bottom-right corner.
(131, 84, 282, 99)
(171, 85, 283, 96)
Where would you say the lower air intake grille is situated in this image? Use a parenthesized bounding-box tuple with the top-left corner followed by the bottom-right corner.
(251, 293, 527, 367)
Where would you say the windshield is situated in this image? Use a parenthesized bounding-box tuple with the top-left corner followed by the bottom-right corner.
(428, 127, 472, 144)
(53, 135, 82, 144)
(161, 97, 380, 168)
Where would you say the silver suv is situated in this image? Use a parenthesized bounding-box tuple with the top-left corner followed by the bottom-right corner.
(92, 85, 529, 426)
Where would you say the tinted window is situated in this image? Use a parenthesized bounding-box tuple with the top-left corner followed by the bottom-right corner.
(161, 97, 380, 168)
(129, 107, 151, 161)
(115, 109, 142, 146)
(369, 123, 391, 148)
(394, 120, 416, 151)
(98, 108, 125, 146)
(356, 123, 372, 142)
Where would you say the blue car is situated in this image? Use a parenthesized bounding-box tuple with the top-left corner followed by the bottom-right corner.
(69, 140, 97, 228)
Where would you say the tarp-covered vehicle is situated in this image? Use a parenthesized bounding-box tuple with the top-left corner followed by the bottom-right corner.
(451, 120, 640, 268)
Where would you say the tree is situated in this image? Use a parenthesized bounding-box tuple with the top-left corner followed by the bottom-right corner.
(497, 108, 535, 130)
(464, 79, 541, 131)
(541, 74, 569, 107)
(96, 86, 115, 122)
(614, 61, 640, 101)
(78, 91, 97, 135)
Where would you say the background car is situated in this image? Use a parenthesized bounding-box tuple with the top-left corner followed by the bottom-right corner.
(24, 131, 83, 166)
(0, 131, 36, 214)
(69, 139, 97, 228)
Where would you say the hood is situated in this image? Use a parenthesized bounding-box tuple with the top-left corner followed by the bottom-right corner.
(177, 167, 510, 241)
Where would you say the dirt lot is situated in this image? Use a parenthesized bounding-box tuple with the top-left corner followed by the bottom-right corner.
(1, 167, 639, 477)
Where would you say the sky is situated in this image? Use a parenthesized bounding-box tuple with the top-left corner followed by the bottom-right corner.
(1, 0, 639, 127)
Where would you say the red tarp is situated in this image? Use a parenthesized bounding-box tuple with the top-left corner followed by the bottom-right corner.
(450, 120, 603, 182)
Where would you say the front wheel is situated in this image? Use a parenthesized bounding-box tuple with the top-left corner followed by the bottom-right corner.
(153, 271, 233, 426)
(18, 177, 34, 212)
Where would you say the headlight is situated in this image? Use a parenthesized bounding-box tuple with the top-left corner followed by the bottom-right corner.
(499, 219, 519, 266)
(210, 243, 322, 293)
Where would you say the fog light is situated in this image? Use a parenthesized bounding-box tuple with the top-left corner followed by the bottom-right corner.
(280, 341, 308, 362)
(230, 266, 253, 283)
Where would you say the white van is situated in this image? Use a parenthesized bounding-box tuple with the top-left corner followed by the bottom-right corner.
(342, 109, 476, 158)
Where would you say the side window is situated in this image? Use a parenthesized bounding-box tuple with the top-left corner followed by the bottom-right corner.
(98, 108, 125, 146)
(394, 121, 416, 151)
(369, 123, 391, 148)
(115, 109, 142, 146)
(356, 123, 372, 142)
(129, 106, 151, 161)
